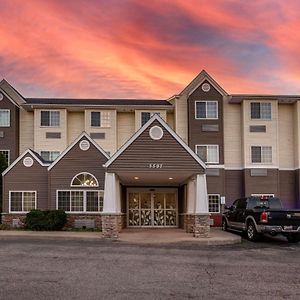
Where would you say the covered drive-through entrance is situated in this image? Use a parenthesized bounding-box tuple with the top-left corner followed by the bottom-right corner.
(101, 115, 210, 239)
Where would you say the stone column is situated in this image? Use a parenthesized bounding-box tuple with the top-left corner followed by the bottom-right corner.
(102, 172, 123, 239)
(194, 174, 210, 238)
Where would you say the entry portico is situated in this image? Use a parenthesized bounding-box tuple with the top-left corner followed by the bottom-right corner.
(102, 115, 210, 238)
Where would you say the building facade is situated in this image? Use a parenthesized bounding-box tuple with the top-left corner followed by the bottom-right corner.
(1, 70, 300, 237)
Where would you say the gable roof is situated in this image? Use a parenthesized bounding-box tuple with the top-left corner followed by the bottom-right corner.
(48, 131, 110, 171)
(178, 70, 228, 97)
(2, 149, 50, 176)
(103, 114, 206, 169)
(0, 79, 26, 107)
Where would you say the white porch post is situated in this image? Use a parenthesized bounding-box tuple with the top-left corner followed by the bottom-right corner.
(103, 172, 121, 213)
(187, 178, 196, 214)
(195, 174, 209, 214)
(102, 172, 122, 238)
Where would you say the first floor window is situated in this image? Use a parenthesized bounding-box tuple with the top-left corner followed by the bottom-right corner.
(0, 109, 10, 127)
(196, 145, 219, 164)
(141, 112, 160, 126)
(251, 146, 272, 163)
(10, 191, 36, 212)
(0, 150, 9, 165)
(40, 151, 60, 162)
(208, 194, 220, 213)
(251, 102, 271, 119)
(41, 111, 60, 127)
(57, 190, 103, 212)
(91, 111, 111, 128)
(195, 101, 218, 119)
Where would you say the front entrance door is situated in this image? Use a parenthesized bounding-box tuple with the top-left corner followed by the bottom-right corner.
(127, 189, 177, 227)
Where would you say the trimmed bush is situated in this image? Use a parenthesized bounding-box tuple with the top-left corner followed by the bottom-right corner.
(25, 210, 67, 231)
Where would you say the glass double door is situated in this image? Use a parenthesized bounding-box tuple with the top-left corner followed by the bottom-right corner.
(128, 190, 177, 227)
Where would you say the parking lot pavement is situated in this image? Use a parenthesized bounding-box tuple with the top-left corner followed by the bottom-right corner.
(0, 235, 299, 300)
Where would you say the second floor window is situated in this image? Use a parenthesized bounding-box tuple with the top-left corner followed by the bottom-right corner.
(91, 112, 111, 127)
(0, 109, 10, 127)
(0, 150, 10, 165)
(195, 101, 218, 119)
(251, 103, 271, 120)
(251, 146, 272, 163)
(141, 112, 160, 126)
(41, 111, 60, 127)
(40, 151, 60, 162)
(196, 145, 219, 164)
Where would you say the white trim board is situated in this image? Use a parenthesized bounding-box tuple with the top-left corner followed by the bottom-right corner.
(48, 131, 110, 171)
(2, 149, 50, 176)
(103, 114, 206, 169)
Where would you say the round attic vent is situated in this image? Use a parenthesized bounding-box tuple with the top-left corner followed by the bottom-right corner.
(23, 156, 33, 167)
(0, 93, 3, 101)
(149, 126, 164, 140)
(79, 140, 90, 151)
(202, 83, 211, 92)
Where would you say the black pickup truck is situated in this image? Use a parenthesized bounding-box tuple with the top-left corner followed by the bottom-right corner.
(222, 196, 300, 242)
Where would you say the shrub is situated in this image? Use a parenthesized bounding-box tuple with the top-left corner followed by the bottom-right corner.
(25, 209, 67, 231)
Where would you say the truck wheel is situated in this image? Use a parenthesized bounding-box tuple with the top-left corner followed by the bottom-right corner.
(222, 219, 228, 231)
(286, 234, 300, 243)
(246, 221, 260, 241)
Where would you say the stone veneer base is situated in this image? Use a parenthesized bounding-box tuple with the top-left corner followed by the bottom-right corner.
(102, 214, 126, 239)
(183, 214, 210, 238)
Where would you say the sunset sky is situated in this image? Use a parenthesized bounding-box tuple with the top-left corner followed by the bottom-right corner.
(1, 0, 300, 98)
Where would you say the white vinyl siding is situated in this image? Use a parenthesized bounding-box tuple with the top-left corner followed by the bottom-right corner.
(196, 145, 219, 164)
(195, 101, 218, 119)
(0, 109, 10, 127)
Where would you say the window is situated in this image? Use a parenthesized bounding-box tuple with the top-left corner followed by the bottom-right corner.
(251, 146, 272, 163)
(40, 151, 60, 162)
(90, 111, 111, 128)
(41, 111, 60, 127)
(9, 191, 36, 213)
(0, 109, 10, 127)
(196, 145, 219, 164)
(141, 112, 160, 126)
(251, 103, 271, 120)
(0, 150, 10, 165)
(208, 195, 220, 213)
(71, 172, 99, 187)
(195, 101, 218, 119)
(57, 190, 103, 212)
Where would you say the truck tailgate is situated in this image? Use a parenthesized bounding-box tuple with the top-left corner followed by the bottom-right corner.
(267, 210, 300, 226)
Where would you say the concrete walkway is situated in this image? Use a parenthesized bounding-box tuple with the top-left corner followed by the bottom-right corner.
(0, 228, 241, 245)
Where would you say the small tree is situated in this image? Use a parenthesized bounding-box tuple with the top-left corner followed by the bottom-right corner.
(0, 153, 8, 223)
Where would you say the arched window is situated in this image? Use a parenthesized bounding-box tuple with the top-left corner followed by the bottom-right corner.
(71, 172, 99, 187)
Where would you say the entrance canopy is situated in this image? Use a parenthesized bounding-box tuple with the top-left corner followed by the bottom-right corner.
(104, 114, 205, 186)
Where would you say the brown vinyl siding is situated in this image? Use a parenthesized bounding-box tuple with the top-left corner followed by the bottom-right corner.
(244, 169, 279, 197)
(48, 137, 108, 210)
(188, 80, 224, 164)
(224, 170, 244, 205)
(279, 170, 296, 209)
(108, 120, 204, 174)
(0, 94, 19, 163)
(207, 169, 225, 196)
(2, 153, 48, 212)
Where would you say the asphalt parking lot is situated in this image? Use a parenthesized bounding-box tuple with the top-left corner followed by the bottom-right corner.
(0, 234, 299, 300)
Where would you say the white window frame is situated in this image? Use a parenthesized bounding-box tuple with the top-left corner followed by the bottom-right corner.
(195, 144, 219, 164)
(56, 190, 104, 213)
(40, 151, 60, 162)
(251, 194, 275, 198)
(40, 110, 60, 127)
(251, 146, 272, 164)
(250, 102, 272, 120)
(208, 194, 221, 213)
(0, 109, 10, 127)
(90, 111, 111, 128)
(195, 101, 218, 120)
(71, 172, 99, 187)
(0, 149, 10, 165)
(9, 191, 37, 213)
